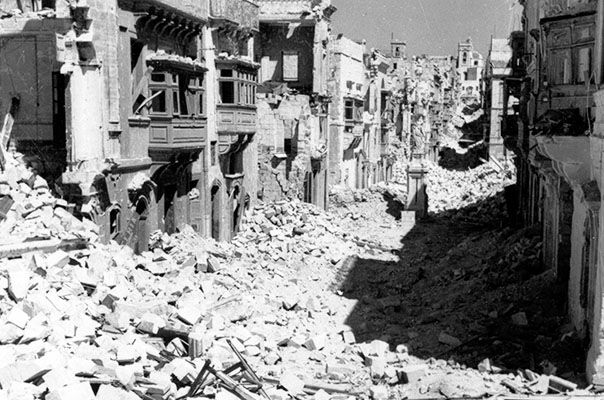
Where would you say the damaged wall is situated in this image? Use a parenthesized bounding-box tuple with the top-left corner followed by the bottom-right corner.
(257, 94, 316, 203)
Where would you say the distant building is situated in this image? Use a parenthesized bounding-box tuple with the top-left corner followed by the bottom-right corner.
(457, 37, 484, 103)
(389, 38, 407, 74)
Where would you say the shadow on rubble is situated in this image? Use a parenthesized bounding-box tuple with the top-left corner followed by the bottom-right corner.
(438, 142, 488, 171)
(382, 192, 404, 220)
(331, 191, 586, 380)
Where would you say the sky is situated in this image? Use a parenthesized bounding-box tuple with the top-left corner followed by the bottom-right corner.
(331, 0, 516, 57)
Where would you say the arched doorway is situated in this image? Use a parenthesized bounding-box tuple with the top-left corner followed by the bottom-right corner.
(211, 184, 222, 241)
(303, 171, 312, 203)
(231, 186, 242, 236)
(134, 196, 150, 254)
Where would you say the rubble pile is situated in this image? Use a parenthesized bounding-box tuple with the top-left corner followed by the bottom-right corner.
(0, 154, 589, 400)
(330, 183, 406, 209)
(426, 162, 516, 224)
(0, 154, 98, 252)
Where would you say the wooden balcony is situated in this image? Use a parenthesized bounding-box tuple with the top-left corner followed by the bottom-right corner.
(217, 105, 257, 135)
(210, 0, 259, 30)
(148, 117, 207, 160)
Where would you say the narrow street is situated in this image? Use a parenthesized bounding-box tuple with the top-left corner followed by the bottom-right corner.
(2, 0, 604, 399)
(332, 197, 582, 379)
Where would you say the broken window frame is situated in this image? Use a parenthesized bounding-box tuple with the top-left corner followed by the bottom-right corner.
(344, 98, 364, 123)
(217, 67, 258, 107)
(148, 71, 206, 119)
(544, 16, 595, 86)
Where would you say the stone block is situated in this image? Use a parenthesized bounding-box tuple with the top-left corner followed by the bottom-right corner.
(279, 371, 305, 394)
(397, 364, 426, 384)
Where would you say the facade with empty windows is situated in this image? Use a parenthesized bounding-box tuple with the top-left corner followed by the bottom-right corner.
(254, 0, 336, 210)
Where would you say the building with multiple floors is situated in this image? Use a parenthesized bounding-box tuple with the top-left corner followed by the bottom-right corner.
(254, 0, 335, 210)
(503, 0, 604, 382)
(0, 0, 256, 248)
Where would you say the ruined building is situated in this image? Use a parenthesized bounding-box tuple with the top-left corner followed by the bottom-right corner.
(0, 0, 259, 247)
(504, 0, 604, 382)
(254, 0, 336, 210)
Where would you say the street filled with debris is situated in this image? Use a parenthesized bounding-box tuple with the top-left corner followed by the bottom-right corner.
(3, 0, 604, 399)
(0, 149, 593, 400)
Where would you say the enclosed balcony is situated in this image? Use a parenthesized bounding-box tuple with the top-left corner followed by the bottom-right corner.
(216, 59, 259, 136)
(210, 0, 259, 30)
(149, 120, 207, 152)
(145, 70, 208, 159)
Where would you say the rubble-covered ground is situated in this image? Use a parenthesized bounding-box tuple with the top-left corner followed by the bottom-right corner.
(0, 152, 591, 399)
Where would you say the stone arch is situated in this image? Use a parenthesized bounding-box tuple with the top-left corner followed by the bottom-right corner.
(108, 204, 121, 241)
(124, 177, 157, 253)
(210, 179, 224, 241)
(231, 184, 243, 236)
(133, 194, 151, 254)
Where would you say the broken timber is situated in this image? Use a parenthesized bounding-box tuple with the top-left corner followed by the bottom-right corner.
(0, 238, 88, 259)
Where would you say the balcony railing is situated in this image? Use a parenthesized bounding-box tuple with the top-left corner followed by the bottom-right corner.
(217, 105, 257, 135)
(210, 0, 259, 30)
(148, 118, 207, 155)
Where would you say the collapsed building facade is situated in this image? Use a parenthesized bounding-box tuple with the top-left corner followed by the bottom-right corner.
(254, 0, 335, 210)
(504, 0, 604, 381)
(0, 0, 259, 247)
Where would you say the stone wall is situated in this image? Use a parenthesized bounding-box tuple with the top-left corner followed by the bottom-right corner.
(257, 95, 317, 202)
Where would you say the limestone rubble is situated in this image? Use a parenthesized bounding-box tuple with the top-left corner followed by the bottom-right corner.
(0, 152, 590, 399)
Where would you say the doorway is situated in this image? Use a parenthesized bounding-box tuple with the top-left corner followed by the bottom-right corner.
(211, 184, 221, 240)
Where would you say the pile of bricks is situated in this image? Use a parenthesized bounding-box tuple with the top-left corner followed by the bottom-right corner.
(0, 154, 586, 400)
(0, 153, 98, 257)
(426, 161, 516, 223)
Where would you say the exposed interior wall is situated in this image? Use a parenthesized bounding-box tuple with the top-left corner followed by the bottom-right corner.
(257, 25, 314, 92)
(257, 95, 324, 204)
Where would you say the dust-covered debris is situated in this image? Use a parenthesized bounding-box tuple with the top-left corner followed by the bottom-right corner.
(426, 161, 516, 224)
